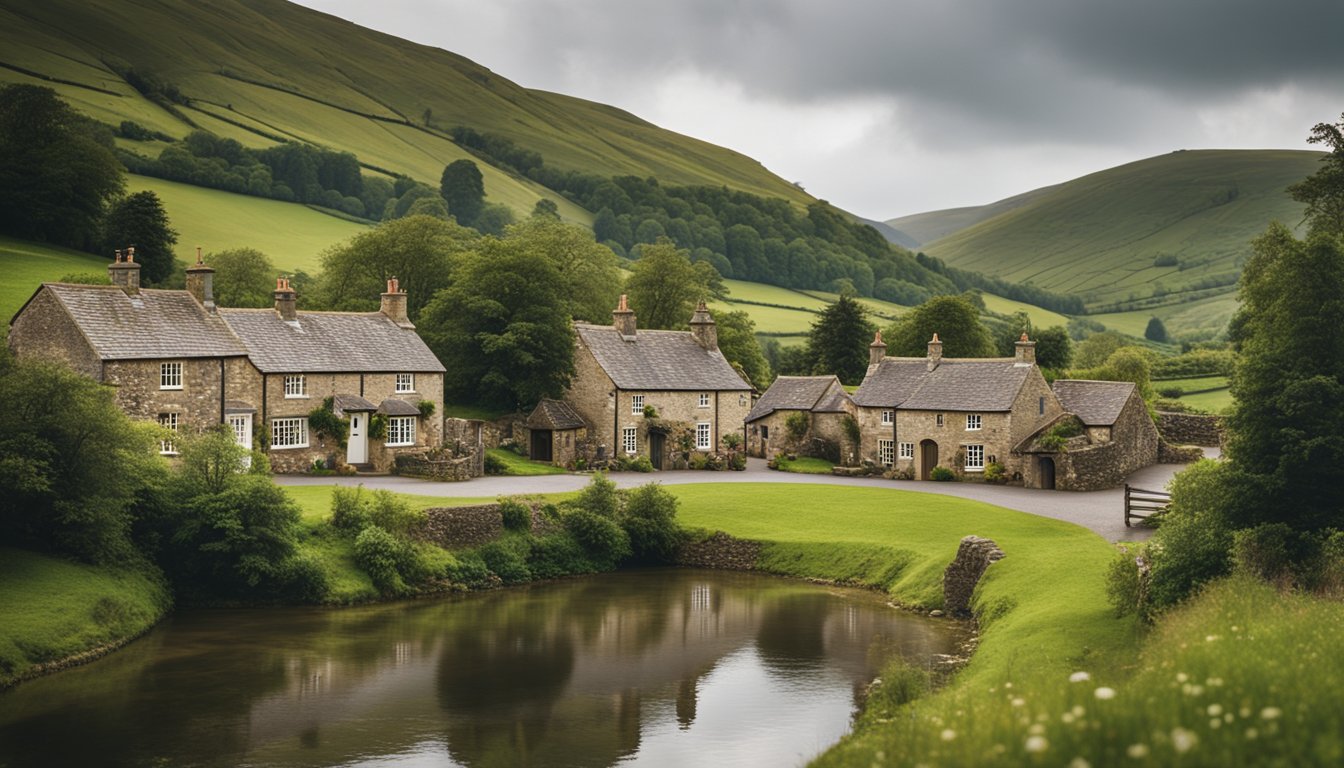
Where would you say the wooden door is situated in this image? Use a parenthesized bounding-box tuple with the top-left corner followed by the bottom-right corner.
(1040, 457, 1056, 490)
(650, 432, 665, 470)
(531, 430, 553, 462)
(919, 439, 938, 480)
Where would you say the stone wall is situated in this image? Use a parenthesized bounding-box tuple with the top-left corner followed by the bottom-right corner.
(8, 287, 103, 379)
(416, 503, 554, 549)
(1157, 411, 1223, 447)
(675, 531, 761, 571)
(394, 451, 481, 481)
(942, 536, 1005, 618)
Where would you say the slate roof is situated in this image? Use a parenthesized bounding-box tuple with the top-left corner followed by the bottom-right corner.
(574, 323, 751, 392)
(746, 376, 849, 422)
(32, 284, 247, 360)
(527, 398, 586, 430)
(332, 394, 377, 413)
(852, 357, 1033, 412)
(219, 309, 445, 374)
(378, 398, 421, 416)
(1052, 380, 1136, 426)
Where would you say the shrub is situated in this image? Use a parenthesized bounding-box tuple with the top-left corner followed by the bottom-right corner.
(627, 455, 654, 473)
(930, 466, 955, 482)
(642, 404, 658, 419)
(353, 526, 409, 594)
(563, 508, 631, 568)
(499, 499, 532, 532)
(527, 533, 593, 579)
(574, 472, 620, 518)
(1037, 417, 1085, 452)
(1232, 523, 1307, 586)
(983, 461, 1007, 484)
(1158, 385, 1185, 398)
(172, 476, 302, 596)
(1146, 461, 1236, 610)
(478, 539, 532, 584)
(417, 400, 436, 418)
(446, 551, 492, 589)
(620, 483, 685, 563)
(367, 489, 423, 536)
(862, 658, 930, 722)
(785, 411, 809, 443)
(728, 454, 746, 471)
(1105, 548, 1146, 618)
(307, 397, 348, 448)
(279, 553, 330, 602)
(689, 454, 708, 470)
(330, 487, 371, 534)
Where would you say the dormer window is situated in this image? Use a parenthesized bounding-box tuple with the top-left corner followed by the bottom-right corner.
(396, 373, 415, 393)
(160, 362, 183, 390)
(284, 375, 307, 398)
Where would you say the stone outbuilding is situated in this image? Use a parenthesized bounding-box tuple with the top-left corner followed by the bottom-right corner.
(1013, 380, 1160, 490)
(553, 295, 753, 468)
(525, 398, 586, 466)
(744, 375, 854, 460)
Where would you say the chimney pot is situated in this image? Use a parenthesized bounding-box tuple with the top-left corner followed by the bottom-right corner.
(868, 329, 887, 366)
(927, 332, 944, 371)
(689, 300, 717, 351)
(381, 277, 413, 328)
(273, 275, 298, 321)
(1014, 332, 1037, 366)
(107, 246, 141, 295)
(186, 247, 216, 311)
(613, 294, 637, 339)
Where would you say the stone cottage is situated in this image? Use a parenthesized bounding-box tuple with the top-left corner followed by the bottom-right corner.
(1013, 379, 1160, 490)
(8, 250, 446, 473)
(744, 375, 853, 459)
(524, 398, 586, 466)
(550, 296, 752, 468)
(851, 332, 1062, 480)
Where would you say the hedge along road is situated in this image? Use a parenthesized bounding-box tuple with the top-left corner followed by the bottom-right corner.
(274, 450, 1217, 542)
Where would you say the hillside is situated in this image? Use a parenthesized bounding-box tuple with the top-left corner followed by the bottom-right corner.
(885, 184, 1061, 246)
(902, 150, 1320, 311)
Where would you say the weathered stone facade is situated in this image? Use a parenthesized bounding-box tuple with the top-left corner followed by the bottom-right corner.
(1020, 388, 1160, 491)
(674, 531, 762, 571)
(8, 288, 103, 378)
(1156, 411, 1223, 447)
(943, 536, 1005, 617)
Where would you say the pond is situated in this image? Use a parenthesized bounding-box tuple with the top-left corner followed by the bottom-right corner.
(0, 569, 965, 768)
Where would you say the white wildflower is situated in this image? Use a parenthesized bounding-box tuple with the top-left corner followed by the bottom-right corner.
(1207, 704, 1223, 717)
(1126, 744, 1149, 759)
(1070, 671, 1091, 683)
(1261, 707, 1282, 720)
(1024, 735, 1049, 753)
(940, 729, 957, 742)
(1011, 697, 1026, 708)
(1209, 718, 1222, 730)
(1071, 705, 1086, 718)
(1068, 758, 1092, 768)
(1028, 723, 1046, 736)
(1176, 672, 1189, 683)
(1094, 687, 1116, 700)
(1245, 728, 1259, 740)
(1061, 712, 1076, 725)
(1171, 727, 1199, 754)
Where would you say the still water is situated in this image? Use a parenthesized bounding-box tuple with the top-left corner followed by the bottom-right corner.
(0, 569, 964, 768)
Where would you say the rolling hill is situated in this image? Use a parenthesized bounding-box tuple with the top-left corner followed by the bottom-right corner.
(889, 150, 1320, 312)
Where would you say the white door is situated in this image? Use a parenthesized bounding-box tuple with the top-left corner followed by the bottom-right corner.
(348, 412, 368, 464)
(229, 414, 252, 468)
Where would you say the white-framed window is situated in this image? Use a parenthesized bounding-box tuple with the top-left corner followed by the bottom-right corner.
(158, 412, 179, 454)
(881, 409, 893, 425)
(271, 417, 309, 449)
(899, 442, 914, 460)
(386, 416, 416, 446)
(160, 361, 183, 390)
(965, 444, 985, 471)
(395, 373, 415, 393)
(631, 394, 644, 415)
(284, 375, 307, 398)
(966, 413, 982, 431)
(698, 393, 710, 408)
(623, 426, 637, 455)
(936, 414, 944, 427)
(878, 439, 894, 467)
(696, 422, 712, 450)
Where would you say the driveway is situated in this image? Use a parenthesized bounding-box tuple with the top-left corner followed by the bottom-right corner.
(276, 449, 1219, 543)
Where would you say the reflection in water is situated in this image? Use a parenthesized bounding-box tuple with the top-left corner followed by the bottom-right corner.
(0, 570, 966, 768)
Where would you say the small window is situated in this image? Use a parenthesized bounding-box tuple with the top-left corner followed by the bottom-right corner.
(936, 414, 944, 428)
(965, 444, 985, 471)
(271, 417, 309, 449)
(1039, 396, 1046, 416)
(284, 375, 307, 398)
(386, 416, 416, 446)
(761, 425, 769, 440)
(899, 442, 914, 460)
(160, 362, 183, 390)
(158, 412, 179, 454)
(878, 439, 894, 467)
(696, 422, 712, 450)
(623, 426, 637, 454)
(631, 394, 644, 415)
(395, 373, 415, 393)
(966, 413, 982, 431)
(698, 393, 710, 408)
(881, 410, 893, 425)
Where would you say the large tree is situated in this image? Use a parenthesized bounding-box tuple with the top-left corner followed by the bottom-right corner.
(1287, 112, 1344, 237)
(714, 310, 772, 390)
(207, 248, 276, 308)
(501, 217, 622, 323)
(885, 294, 995, 359)
(439, 158, 485, 225)
(419, 239, 576, 409)
(315, 215, 478, 318)
(806, 295, 876, 385)
(103, 191, 178, 285)
(0, 85, 124, 248)
(624, 242, 723, 329)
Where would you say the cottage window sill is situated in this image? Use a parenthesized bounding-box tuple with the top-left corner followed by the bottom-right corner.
(386, 441, 415, 448)
(272, 443, 309, 450)
(964, 467, 984, 473)
(160, 385, 183, 391)
(284, 395, 310, 400)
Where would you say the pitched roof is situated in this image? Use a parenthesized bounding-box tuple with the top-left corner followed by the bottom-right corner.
(378, 398, 421, 416)
(33, 284, 247, 360)
(574, 323, 751, 392)
(1052, 380, 1136, 426)
(746, 376, 849, 422)
(219, 309, 445, 374)
(332, 394, 377, 413)
(527, 398, 586, 430)
(852, 357, 1033, 411)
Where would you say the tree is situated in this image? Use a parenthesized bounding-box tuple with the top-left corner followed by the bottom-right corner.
(419, 237, 577, 408)
(440, 158, 485, 225)
(405, 194, 451, 220)
(474, 202, 516, 236)
(1074, 331, 1127, 368)
(1144, 316, 1169, 343)
(102, 191, 178, 285)
(806, 295, 876, 385)
(500, 217, 621, 323)
(170, 475, 304, 596)
(624, 242, 721, 329)
(714, 310, 772, 390)
(315, 215, 478, 318)
(532, 198, 560, 219)
(1033, 326, 1074, 371)
(207, 248, 275, 308)
(0, 85, 124, 249)
(1287, 112, 1344, 237)
(1097, 347, 1155, 401)
(885, 295, 995, 359)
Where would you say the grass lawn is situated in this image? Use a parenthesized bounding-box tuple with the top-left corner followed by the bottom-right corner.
(486, 448, 569, 476)
(1174, 387, 1235, 414)
(0, 548, 170, 688)
(773, 456, 836, 474)
(0, 236, 108, 320)
(1151, 374, 1229, 391)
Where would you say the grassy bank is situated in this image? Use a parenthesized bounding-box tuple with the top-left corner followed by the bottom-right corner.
(773, 456, 836, 474)
(0, 548, 171, 688)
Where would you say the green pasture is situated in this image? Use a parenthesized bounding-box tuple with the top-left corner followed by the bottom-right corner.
(979, 292, 1071, 328)
(0, 237, 108, 320)
(1090, 291, 1240, 341)
(1174, 387, 1235, 414)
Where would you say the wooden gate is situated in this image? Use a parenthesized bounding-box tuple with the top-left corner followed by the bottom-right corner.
(1124, 484, 1171, 527)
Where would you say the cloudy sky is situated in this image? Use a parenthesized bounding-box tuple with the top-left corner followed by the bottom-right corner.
(296, 0, 1343, 220)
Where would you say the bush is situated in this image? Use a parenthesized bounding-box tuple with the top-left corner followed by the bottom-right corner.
(1146, 461, 1236, 610)
(622, 455, 654, 473)
(478, 539, 532, 584)
(620, 483, 685, 563)
(527, 533, 593, 579)
(279, 553, 330, 602)
(330, 487, 371, 534)
(446, 551, 492, 589)
(1232, 523, 1307, 586)
(785, 411, 809, 443)
(573, 472, 620, 518)
(499, 499, 532, 532)
(484, 452, 507, 475)
(861, 658, 930, 722)
(983, 461, 1007, 484)
(171, 476, 302, 597)
(728, 454, 747, 471)
(367, 489, 423, 536)
(563, 509, 631, 568)
(353, 526, 409, 594)
(929, 466, 955, 482)
(1105, 548, 1146, 618)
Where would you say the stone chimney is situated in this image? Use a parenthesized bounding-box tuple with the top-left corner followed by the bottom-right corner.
(1014, 332, 1036, 366)
(613, 293, 636, 340)
(380, 277, 414, 329)
(689, 300, 718, 350)
(927, 332, 943, 371)
(107, 247, 141, 295)
(185, 246, 216, 311)
(273, 276, 298, 321)
(868, 330, 887, 366)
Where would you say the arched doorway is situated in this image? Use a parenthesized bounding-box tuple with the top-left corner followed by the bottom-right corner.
(919, 439, 938, 480)
(1039, 456, 1056, 490)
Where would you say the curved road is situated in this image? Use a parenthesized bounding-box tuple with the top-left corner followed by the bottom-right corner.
(277, 451, 1217, 542)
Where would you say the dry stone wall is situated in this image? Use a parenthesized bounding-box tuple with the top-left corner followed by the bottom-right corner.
(1157, 412, 1223, 447)
(943, 536, 1005, 617)
(416, 503, 554, 549)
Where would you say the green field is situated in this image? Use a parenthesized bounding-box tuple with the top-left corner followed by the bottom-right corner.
(1090, 291, 1241, 341)
(979, 292, 1071, 328)
(1153, 374, 1229, 392)
(0, 237, 108, 320)
(1173, 387, 1235, 414)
